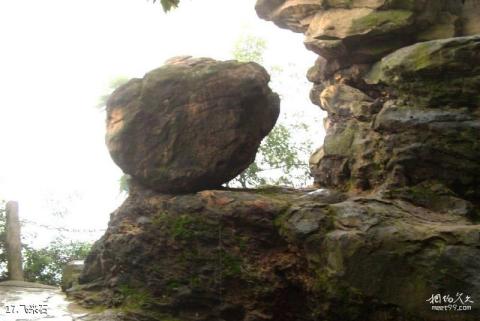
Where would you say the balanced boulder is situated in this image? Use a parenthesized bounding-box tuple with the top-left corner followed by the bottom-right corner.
(106, 57, 280, 193)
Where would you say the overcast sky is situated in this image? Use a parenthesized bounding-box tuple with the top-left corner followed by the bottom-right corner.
(0, 0, 321, 245)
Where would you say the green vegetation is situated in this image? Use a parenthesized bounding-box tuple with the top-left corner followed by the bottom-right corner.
(119, 174, 131, 194)
(219, 249, 243, 277)
(228, 34, 315, 188)
(117, 284, 155, 310)
(0, 201, 92, 285)
(115, 285, 185, 320)
(232, 34, 267, 65)
(104, 34, 318, 192)
(170, 215, 196, 240)
(22, 237, 91, 286)
(152, 212, 215, 242)
(323, 124, 355, 156)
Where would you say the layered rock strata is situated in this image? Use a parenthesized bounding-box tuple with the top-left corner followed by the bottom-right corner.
(71, 186, 479, 321)
(257, 0, 480, 207)
(68, 3, 480, 321)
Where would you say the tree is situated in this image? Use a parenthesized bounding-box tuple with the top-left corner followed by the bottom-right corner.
(23, 237, 91, 286)
(232, 35, 267, 65)
(228, 34, 314, 188)
(119, 174, 131, 194)
(0, 201, 92, 285)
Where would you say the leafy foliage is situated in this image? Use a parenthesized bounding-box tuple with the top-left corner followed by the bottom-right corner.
(229, 35, 313, 188)
(0, 201, 92, 285)
(232, 35, 267, 65)
(233, 124, 311, 188)
(23, 237, 91, 286)
(119, 174, 131, 194)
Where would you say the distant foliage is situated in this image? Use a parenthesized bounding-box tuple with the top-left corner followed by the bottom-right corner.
(229, 35, 313, 188)
(101, 35, 316, 190)
(119, 174, 131, 194)
(233, 124, 311, 188)
(23, 237, 91, 286)
(0, 201, 91, 285)
(232, 35, 267, 65)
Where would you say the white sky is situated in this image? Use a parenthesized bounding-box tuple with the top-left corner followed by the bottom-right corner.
(0, 0, 323, 245)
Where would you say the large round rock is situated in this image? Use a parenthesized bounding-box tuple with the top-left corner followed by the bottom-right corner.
(106, 57, 280, 193)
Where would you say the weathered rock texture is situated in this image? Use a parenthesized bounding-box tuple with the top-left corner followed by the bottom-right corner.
(70, 186, 479, 321)
(61, 260, 84, 292)
(257, 0, 480, 205)
(106, 57, 279, 193)
(256, 0, 480, 64)
(69, 2, 480, 321)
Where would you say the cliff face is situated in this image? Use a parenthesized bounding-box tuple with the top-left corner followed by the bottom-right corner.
(257, 0, 480, 206)
(73, 185, 480, 321)
(69, 3, 480, 321)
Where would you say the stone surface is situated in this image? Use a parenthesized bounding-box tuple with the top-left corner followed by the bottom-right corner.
(106, 57, 279, 193)
(310, 37, 480, 201)
(247, 7, 480, 318)
(256, 1, 480, 203)
(260, 0, 325, 32)
(304, 8, 414, 62)
(257, 0, 479, 67)
(319, 84, 374, 119)
(71, 188, 480, 321)
(0, 281, 90, 321)
(367, 35, 480, 107)
(65, 2, 480, 321)
(461, 0, 480, 35)
(61, 261, 84, 292)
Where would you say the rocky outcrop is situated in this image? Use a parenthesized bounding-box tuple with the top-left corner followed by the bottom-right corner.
(366, 35, 480, 107)
(251, 1, 480, 319)
(61, 260, 84, 292)
(67, 2, 480, 321)
(256, 0, 479, 65)
(257, 0, 480, 206)
(306, 35, 480, 203)
(106, 57, 279, 193)
(70, 186, 479, 321)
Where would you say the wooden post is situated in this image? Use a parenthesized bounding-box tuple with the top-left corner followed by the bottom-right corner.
(6, 201, 23, 281)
